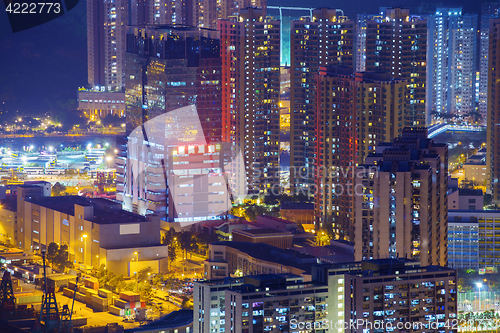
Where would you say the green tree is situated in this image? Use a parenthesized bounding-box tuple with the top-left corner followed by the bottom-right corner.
(137, 266, 154, 282)
(114, 277, 127, 293)
(45, 242, 73, 272)
(139, 283, 154, 303)
(124, 281, 137, 291)
(46, 242, 59, 264)
(195, 232, 218, 256)
(181, 296, 190, 309)
(51, 182, 66, 196)
(168, 247, 177, 271)
(179, 232, 194, 259)
(162, 228, 176, 246)
(263, 193, 280, 206)
(101, 114, 122, 127)
(54, 244, 73, 272)
(244, 207, 256, 221)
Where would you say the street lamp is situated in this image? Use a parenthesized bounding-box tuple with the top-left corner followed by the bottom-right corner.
(106, 156, 112, 169)
(82, 234, 88, 270)
(477, 282, 483, 311)
(134, 251, 139, 293)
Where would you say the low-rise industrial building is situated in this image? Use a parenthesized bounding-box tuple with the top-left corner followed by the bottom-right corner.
(203, 241, 318, 281)
(127, 309, 193, 333)
(0, 185, 167, 276)
(77, 90, 125, 120)
(255, 215, 298, 233)
(232, 228, 294, 249)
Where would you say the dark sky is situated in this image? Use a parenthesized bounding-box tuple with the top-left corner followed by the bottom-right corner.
(0, 1, 87, 117)
(0, 0, 490, 117)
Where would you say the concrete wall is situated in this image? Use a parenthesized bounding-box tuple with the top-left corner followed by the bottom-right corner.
(0, 206, 16, 245)
(102, 245, 168, 276)
(459, 194, 483, 210)
(99, 215, 160, 249)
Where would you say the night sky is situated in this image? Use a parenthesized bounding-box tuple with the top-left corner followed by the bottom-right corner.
(0, 0, 490, 117)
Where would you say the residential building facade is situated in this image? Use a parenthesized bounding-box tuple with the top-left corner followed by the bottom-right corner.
(487, 18, 500, 201)
(447, 212, 479, 269)
(195, 259, 457, 333)
(354, 128, 448, 266)
(315, 67, 407, 240)
(358, 8, 427, 126)
(428, 8, 478, 121)
(218, 8, 281, 196)
(289, 8, 354, 193)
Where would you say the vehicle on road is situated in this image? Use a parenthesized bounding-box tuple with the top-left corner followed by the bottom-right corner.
(23, 166, 44, 175)
(45, 168, 66, 175)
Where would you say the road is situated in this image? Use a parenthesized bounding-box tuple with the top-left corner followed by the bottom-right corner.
(57, 290, 180, 329)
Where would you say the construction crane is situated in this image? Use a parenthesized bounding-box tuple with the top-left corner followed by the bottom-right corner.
(0, 270, 16, 315)
(59, 277, 78, 333)
(0, 270, 35, 322)
(33, 251, 77, 333)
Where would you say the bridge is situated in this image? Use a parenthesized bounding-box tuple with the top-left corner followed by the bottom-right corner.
(427, 123, 485, 138)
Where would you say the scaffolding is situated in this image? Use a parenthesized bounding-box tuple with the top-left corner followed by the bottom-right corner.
(458, 291, 500, 312)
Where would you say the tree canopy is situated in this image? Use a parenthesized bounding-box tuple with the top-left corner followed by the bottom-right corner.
(45, 242, 73, 272)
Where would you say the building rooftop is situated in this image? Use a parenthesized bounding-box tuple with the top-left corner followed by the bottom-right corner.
(326, 258, 454, 277)
(210, 241, 317, 273)
(0, 199, 17, 212)
(47, 274, 77, 281)
(281, 202, 314, 210)
(465, 155, 486, 164)
(199, 273, 323, 292)
(449, 209, 500, 215)
(458, 188, 483, 196)
(17, 184, 43, 189)
(258, 215, 297, 225)
(129, 24, 218, 32)
(233, 228, 293, 236)
(26, 196, 148, 224)
(130, 309, 193, 332)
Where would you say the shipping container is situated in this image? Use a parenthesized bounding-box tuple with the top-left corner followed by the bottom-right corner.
(85, 289, 98, 298)
(109, 306, 125, 316)
(11, 278, 20, 287)
(63, 288, 75, 298)
(72, 317, 88, 327)
(119, 291, 140, 302)
(84, 278, 99, 290)
(114, 299, 129, 309)
(68, 280, 77, 290)
(97, 289, 112, 299)
(16, 294, 42, 304)
(75, 292, 86, 303)
(91, 302, 108, 313)
(91, 295, 107, 306)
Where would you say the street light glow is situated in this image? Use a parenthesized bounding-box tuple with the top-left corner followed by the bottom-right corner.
(477, 282, 483, 288)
